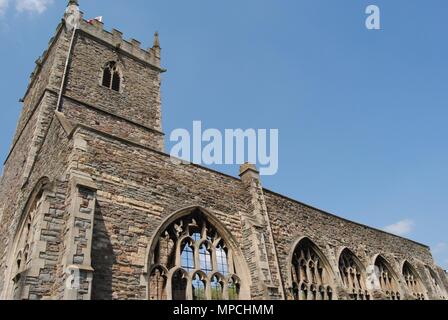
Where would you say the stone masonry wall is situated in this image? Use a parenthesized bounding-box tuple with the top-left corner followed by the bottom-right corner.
(71, 125, 446, 300)
(61, 96, 163, 151)
(0, 116, 73, 299)
(0, 23, 74, 297)
(10, 23, 69, 148)
(263, 190, 443, 300)
(73, 127, 251, 300)
(65, 32, 163, 133)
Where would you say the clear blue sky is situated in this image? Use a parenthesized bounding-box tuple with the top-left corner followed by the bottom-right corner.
(0, 0, 447, 269)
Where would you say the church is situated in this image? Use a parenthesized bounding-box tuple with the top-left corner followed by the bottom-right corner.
(0, 1, 447, 300)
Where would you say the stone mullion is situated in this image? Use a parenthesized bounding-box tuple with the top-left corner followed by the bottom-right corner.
(165, 271, 173, 300)
(349, 270, 355, 291)
(312, 264, 319, 284)
(306, 284, 313, 300)
(228, 248, 235, 275)
(174, 238, 182, 268)
(306, 263, 313, 285)
(194, 241, 200, 273)
(211, 246, 218, 274)
(205, 276, 211, 300)
(223, 278, 229, 300)
(186, 274, 193, 300)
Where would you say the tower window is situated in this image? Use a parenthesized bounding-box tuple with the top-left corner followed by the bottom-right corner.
(102, 62, 121, 92)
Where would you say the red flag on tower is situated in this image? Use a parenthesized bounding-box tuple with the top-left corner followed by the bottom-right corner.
(88, 16, 103, 24)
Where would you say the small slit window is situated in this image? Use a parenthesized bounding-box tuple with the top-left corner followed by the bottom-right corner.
(102, 62, 121, 92)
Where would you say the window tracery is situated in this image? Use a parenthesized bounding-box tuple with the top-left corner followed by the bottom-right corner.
(338, 249, 370, 300)
(149, 209, 242, 300)
(10, 191, 43, 299)
(374, 256, 400, 300)
(102, 61, 121, 92)
(291, 238, 334, 300)
(402, 262, 425, 300)
(426, 266, 447, 300)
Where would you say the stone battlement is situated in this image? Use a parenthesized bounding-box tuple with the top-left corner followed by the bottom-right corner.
(78, 18, 162, 70)
(25, 10, 162, 101)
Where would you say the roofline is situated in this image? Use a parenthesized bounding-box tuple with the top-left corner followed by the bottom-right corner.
(67, 123, 431, 250)
(72, 125, 431, 250)
(262, 188, 430, 249)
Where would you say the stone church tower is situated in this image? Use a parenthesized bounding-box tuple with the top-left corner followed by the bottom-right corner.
(0, 1, 447, 300)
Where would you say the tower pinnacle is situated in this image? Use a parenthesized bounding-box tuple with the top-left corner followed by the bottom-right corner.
(153, 31, 160, 48)
(65, 0, 81, 31)
(68, 0, 79, 6)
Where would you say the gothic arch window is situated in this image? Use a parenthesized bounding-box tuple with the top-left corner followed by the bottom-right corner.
(199, 243, 212, 273)
(149, 267, 167, 300)
(10, 190, 44, 299)
(148, 208, 244, 300)
(402, 262, 425, 300)
(211, 275, 224, 300)
(216, 242, 228, 275)
(172, 269, 187, 300)
(426, 266, 447, 300)
(374, 256, 400, 300)
(192, 272, 207, 300)
(339, 248, 370, 300)
(101, 61, 121, 92)
(227, 275, 241, 300)
(290, 238, 334, 300)
(180, 239, 195, 272)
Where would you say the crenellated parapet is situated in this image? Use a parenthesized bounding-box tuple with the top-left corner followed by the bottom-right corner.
(77, 19, 163, 71)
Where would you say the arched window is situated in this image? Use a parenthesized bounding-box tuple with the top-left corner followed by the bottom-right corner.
(149, 209, 243, 300)
(374, 256, 400, 300)
(102, 62, 121, 92)
(149, 267, 167, 300)
(172, 269, 187, 300)
(426, 266, 447, 300)
(291, 238, 334, 300)
(227, 276, 240, 300)
(402, 262, 425, 300)
(339, 249, 370, 300)
(192, 273, 207, 300)
(216, 243, 228, 276)
(199, 243, 212, 273)
(10, 191, 43, 299)
(299, 283, 307, 300)
(180, 240, 194, 272)
(211, 275, 224, 300)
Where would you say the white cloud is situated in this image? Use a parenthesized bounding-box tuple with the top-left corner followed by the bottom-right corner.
(16, 0, 53, 14)
(383, 219, 415, 236)
(0, 0, 9, 15)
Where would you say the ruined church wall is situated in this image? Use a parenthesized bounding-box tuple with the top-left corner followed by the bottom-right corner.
(263, 190, 443, 299)
(72, 128, 251, 299)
